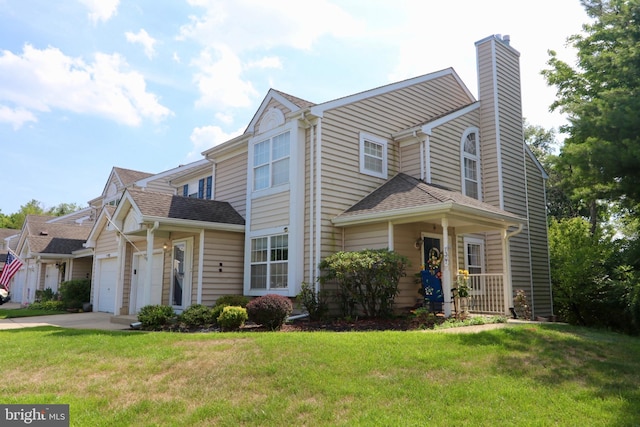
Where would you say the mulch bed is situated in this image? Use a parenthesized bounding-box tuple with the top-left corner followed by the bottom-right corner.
(278, 316, 419, 332)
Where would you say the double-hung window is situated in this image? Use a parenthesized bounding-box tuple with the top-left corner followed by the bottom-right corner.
(250, 234, 288, 290)
(462, 129, 480, 199)
(253, 131, 290, 191)
(359, 132, 388, 178)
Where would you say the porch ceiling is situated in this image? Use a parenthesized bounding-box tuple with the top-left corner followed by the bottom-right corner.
(332, 173, 526, 232)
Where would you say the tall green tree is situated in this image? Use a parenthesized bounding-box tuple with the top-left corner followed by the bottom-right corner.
(542, 0, 640, 228)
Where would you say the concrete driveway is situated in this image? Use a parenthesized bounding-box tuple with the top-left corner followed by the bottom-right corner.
(0, 303, 135, 331)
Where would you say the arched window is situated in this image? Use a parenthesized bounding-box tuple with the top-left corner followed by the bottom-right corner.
(461, 128, 481, 200)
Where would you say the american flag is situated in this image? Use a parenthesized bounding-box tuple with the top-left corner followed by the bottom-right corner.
(0, 249, 24, 289)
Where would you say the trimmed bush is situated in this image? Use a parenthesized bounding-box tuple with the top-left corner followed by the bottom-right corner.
(296, 282, 328, 321)
(59, 279, 91, 309)
(217, 306, 248, 331)
(137, 305, 176, 330)
(179, 304, 215, 328)
(28, 300, 65, 311)
(246, 294, 293, 330)
(215, 295, 250, 308)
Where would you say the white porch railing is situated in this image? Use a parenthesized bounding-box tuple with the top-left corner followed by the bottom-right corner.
(463, 274, 505, 315)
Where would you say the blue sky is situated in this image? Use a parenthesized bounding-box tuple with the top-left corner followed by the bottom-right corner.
(0, 0, 589, 215)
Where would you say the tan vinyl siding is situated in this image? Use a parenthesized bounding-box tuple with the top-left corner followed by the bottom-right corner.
(71, 258, 92, 281)
(399, 142, 421, 177)
(318, 75, 476, 260)
(343, 223, 389, 251)
(121, 243, 132, 314)
(200, 230, 244, 305)
(429, 112, 480, 191)
(215, 151, 248, 217)
(250, 191, 290, 231)
(141, 180, 176, 194)
(477, 41, 501, 207)
(526, 155, 553, 316)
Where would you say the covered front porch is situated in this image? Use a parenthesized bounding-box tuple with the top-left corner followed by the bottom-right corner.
(332, 174, 527, 317)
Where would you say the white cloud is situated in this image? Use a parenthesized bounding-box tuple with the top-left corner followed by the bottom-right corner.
(77, 0, 120, 24)
(125, 29, 157, 59)
(172, 52, 181, 64)
(187, 124, 244, 160)
(191, 45, 259, 109)
(179, 0, 364, 111)
(0, 105, 37, 130)
(246, 56, 282, 70)
(0, 44, 172, 127)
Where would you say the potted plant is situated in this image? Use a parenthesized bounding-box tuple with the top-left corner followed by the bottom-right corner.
(452, 269, 471, 315)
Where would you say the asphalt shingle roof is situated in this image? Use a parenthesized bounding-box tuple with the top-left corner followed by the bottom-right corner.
(127, 189, 245, 225)
(337, 173, 523, 221)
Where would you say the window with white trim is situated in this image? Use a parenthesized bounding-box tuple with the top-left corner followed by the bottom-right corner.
(461, 129, 480, 199)
(250, 234, 288, 289)
(253, 131, 290, 191)
(464, 237, 484, 296)
(359, 132, 388, 178)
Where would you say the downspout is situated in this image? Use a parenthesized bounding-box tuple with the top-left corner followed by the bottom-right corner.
(197, 229, 204, 304)
(308, 118, 315, 287)
(314, 117, 323, 293)
(503, 223, 524, 315)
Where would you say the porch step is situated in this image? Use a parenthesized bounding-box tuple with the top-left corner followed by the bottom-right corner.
(110, 315, 137, 326)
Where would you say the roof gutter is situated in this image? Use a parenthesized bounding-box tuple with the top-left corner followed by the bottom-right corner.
(140, 216, 245, 232)
(332, 202, 525, 228)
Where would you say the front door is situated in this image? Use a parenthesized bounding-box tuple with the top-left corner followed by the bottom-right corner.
(131, 252, 164, 313)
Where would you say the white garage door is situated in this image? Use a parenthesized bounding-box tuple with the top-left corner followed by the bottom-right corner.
(97, 258, 118, 313)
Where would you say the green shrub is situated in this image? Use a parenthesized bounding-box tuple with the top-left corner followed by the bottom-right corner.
(179, 304, 215, 328)
(28, 300, 65, 311)
(217, 306, 248, 331)
(59, 279, 91, 309)
(137, 305, 176, 331)
(35, 288, 57, 303)
(296, 282, 328, 321)
(210, 304, 228, 326)
(215, 295, 250, 308)
(246, 294, 293, 330)
(319, 249, 409, 318)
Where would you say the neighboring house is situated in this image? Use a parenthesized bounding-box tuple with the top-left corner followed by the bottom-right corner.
(9, 213, 94, 304)
(87, 34, 552, 319)
(85, 160, 227, 314)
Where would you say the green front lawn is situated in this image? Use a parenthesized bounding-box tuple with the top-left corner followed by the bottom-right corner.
(1, 324, 639, 426)
(0, 308, 68, 319)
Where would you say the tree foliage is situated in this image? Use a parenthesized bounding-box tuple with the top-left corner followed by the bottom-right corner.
(542, 0, 640, 213)
(549, 217, 640, 334)
(0, 200, 82, 229)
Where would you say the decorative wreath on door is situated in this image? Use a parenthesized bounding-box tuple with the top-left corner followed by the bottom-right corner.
(427, 247, 443, 276)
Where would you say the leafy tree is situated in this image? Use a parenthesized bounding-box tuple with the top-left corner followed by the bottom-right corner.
(542, 0, 640, 224)
(46, 203, 81, 217)
(1, 200, 82, 229)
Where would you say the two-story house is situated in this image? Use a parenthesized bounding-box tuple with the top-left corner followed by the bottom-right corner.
(87, 34, 552, 319)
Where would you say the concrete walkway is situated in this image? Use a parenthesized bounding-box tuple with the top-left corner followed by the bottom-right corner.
(0, 303, 134, 331)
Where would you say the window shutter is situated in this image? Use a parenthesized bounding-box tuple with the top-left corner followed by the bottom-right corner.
(198, 178, 204, 199)
(206, 176, 212, 199)
(183, 185, 188, 197)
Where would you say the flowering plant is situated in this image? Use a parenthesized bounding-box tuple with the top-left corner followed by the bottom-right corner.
(426, 248, 442, 276)
(454, 269, 470, 298)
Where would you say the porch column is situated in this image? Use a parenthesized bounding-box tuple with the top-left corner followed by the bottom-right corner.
(144, 222, 159, 306)
(441, 218, 452, 316)
(115, 233, 124, 315)
(387, 222, 394, 251)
